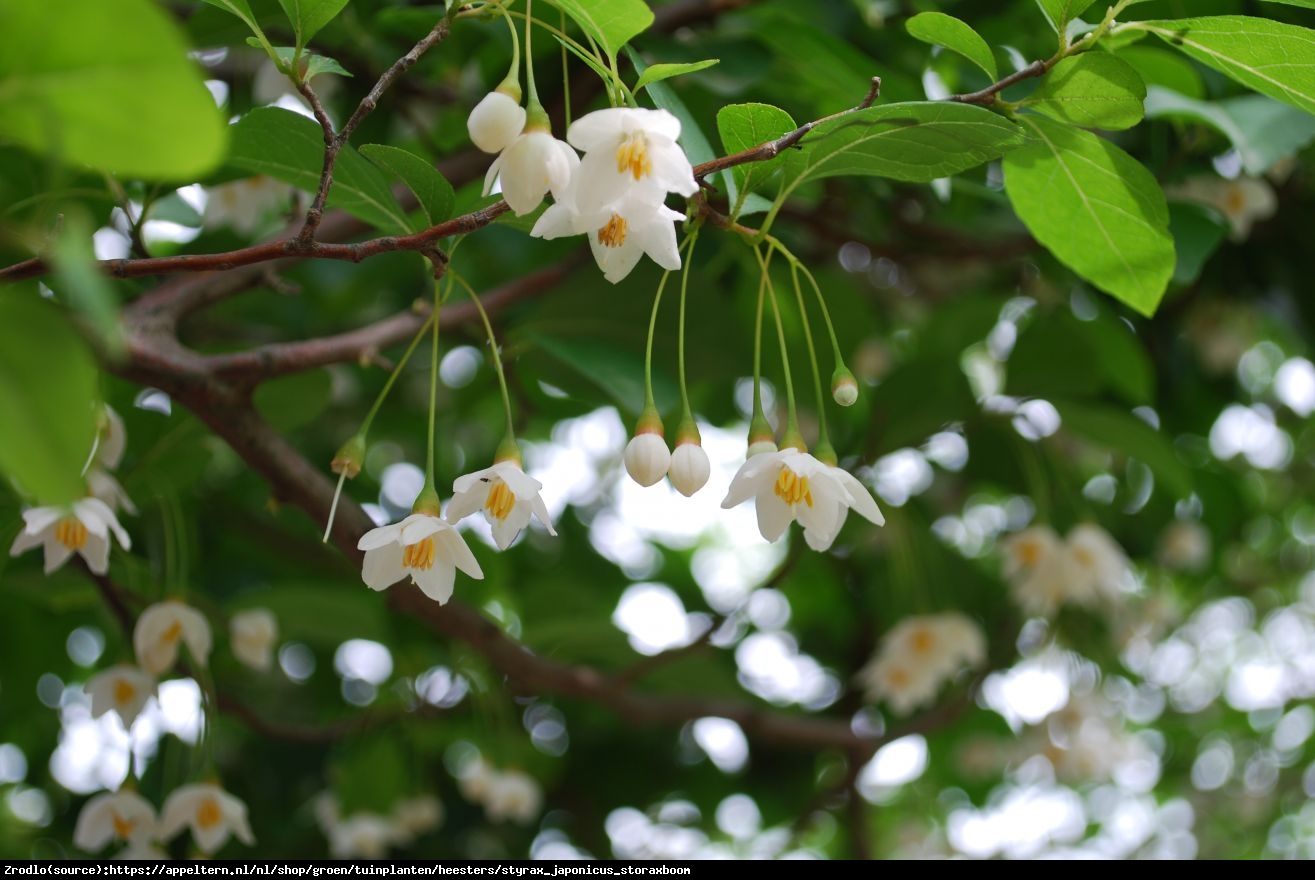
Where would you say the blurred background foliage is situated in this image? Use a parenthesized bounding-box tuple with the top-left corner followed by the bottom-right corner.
(3, 0, 1315, 860)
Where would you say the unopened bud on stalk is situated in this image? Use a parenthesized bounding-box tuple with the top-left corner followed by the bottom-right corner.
(624, 409, 670, 487)
(668, 420, 710, 497)
(331, 434, 366, 479)
(467, 80, 526, 154)
(831, 366, 859, 407)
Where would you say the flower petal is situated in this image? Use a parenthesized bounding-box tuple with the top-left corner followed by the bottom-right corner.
(435, 528, 483, 580)
(411, 563, 456, 604)
(357, 522, 403, 552)
(756, 494, 794, 543)
(362, 544, 406, 591)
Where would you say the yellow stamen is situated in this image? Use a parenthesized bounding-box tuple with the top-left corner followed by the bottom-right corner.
(113, 679, 136, 705)
(885, 666, 911, 689)
(111, 813, 135, 839)
(773, 468, 813, 507)
(485, 481, 515, 522)
(598, 214, 628, 248)
(615, 134, 652, 180)
(1018, 540, 1042, 566)
(402, 537, 436, 571)
(56, 517, 88, 551)
(196, 797, 222, 830)
(1072, 547, 1094, 568)
(910, 627, 935, 654)
(162, 621, 183, 644)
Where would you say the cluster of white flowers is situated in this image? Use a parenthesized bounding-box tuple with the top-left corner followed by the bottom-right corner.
(1001, 523, 1135, 616)
(357, 457, 554, 604)
(312, 792, 443, 858)
(1168, 174, 1277, 241)
(456, 756, 543, 825)
(858, 612, 987, 715)
(74, 783, 254, 859)
(468, 84, 697, 284)
(9, 406, 133, 576)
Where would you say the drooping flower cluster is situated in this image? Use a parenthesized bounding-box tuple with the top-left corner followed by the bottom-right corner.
(456, 756, 543, 825)
(1001, 523, 1134, 616)
(858, 613, 987, 715)
(73, 776, 254, 858)
(312, 792, 443, 858)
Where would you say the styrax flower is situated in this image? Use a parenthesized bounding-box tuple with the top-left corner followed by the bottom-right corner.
(96, 405, 127, 470)
(482, 769, 543, 825)
(9, 498, 131, 575)
(467, 88, 527, 154)
(85, 665, 156, 729)
(160, 783, 255, 854)
(134, 600, 212, 677)
(73, 789, 157, 853)
(229, 608, 278, 672)
(566, 107, 698, 211)
(358, 513, 484, 605)
(446, 460, 556, 551)
(858, 612, 986, 714)
(623, 432, 671, 488)
(484, 127, 579, 216)
(87, 468, 136, 516)
(668, 440, 711, 497)
(533, 188, 684, 284)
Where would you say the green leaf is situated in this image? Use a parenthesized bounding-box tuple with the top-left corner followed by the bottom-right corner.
(546, 0, 653, 61)
(1144, 87, 1315, 176)
(1261, 0, 1315, 7)
(1115, 46, 1205, 99)
(1021, 54, 1146, 130)
(253, 43, 354, 79)
(1008, 311, 1153, 405)
(905, 12, 998, 80)
(1054, 401, 1193, 499)
(200, 0, 264, 36)
(1035, 0, 1097, 34)
(786, 102, 1024, 187)
(0, 0, 228, 180)
(253, 369, 332, 432)
(0, 293, 98, 504)
(1003, 115, 1174, 316)
(1139, 17, 1315, 117)
(228, 107, 410, 233)
(717, 103, 797, 209)
(359, 144, 454, 229)
(528, 333, 677, 418)
(48, 213, 122, 354)
(1168, 201, 1227, 286)
(276, 0, 351, 48)
(634, 59, 720, 93)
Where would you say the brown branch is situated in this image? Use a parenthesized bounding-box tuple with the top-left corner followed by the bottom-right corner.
(948, 59, 1049, 106)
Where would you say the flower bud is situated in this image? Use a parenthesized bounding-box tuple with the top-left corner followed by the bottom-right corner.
(331, 435, 366, 479)
(467, 89, 527, 154)
(624, 433, 670, 487)
(668, 441, 710, 497)
(746, 439, 778, 458)
(831, 366, 859, 407)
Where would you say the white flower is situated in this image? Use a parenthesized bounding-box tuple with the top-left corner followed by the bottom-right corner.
(134, 600, 212, 677)
(858, 613, 987, 714)
(203, 176, 292, 236)
(446, 461, 556, 550)
(720, 449, 884, 550)
(87, 468, 136, 516)
(358, 513, 484, 605)
(230, 608, 278, 671)
(484, 128, 578, 216)
(1001, 525, 1062, 582)
(468, 90, 527, 154)
(623, 433, 671, 487)
(566, 107, 698, 212)
(73, 790, 156, 852)
(1064, 523, 1133, 602)
(1170, 174, 1277, 241)
(1157, 520, 1211, 573)
(160, 783, 255, 854)
(457, 756, 496, 804)
(668, 442, 711, 497)
(9, 499, 131, 575)
(328, 813, 400, 858)
(391, 794, 444, 839)
(533, 188, 684, 284)
(85, 665, 156, 729)
(96, 405, 127, 470)
(483, 769, 542, 824)
(1001, 524, 1132, 615)
(115, 841, 169, 860)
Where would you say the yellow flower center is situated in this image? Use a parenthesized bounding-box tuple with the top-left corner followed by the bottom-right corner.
(615, 133, 652, 180)
(885, 666, 911, 689)
(196, 797, 222, 830)
(598, 213, 628, 248)
(910, 627, 935, 654)
(773, 468, 813, 507)
(113, 679, 136, 705)
(56, 517, 88, 550)
(111, 813, 135, 839)
(1017, 540, 1042, 566)
(1224, 185, 1247, 216)
(1072, 546, 1094, 569)
(403, 537, 436, 571)
(485, 481, 515, 522)
(162, 620, 183, 644)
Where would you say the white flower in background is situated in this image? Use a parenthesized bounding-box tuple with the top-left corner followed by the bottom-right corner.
(721, 448, 884, 551)
(87, 468, 137, 516)
(533, 188, 685, 284)
(96, 405, 127, 470)
(160, 783, 255, 854)
(391, 794, 444, 841)
(134, 600, 212, 676)
(446, 461, 556, 550)
(85, 665, 156, 729)
(115, 841, 170, 860)
(203, 176, 293, 236)
(858, 613, 986, 714)
(456, 756, 497, 804)
(483, 769, 542, 825)
(230, 608, 279, 671)
(483, 127, 579, 216)
(358, 513, 484, 605)
(467, 89, 526, 154)
(9, 499, 131, 575)
(1000, 525, 1062, 582)
(566, 107, 698, 211)
(1169, 174, 1277, 241)
(73, 789, 157, 852)
(327, 813, 400, 858)
(1064, 523, 1134, 603)
(1157, 520, 1211, 573)
(622, 432, 671, 487)
(668, 441, 711, 497)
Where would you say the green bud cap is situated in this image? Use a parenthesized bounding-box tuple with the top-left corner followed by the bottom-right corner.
(675, 417, 702, 447)
(331, 434, 367, 479)
(411, 485, 442, 517)
(495, 75, 523, 104)
(495, 434, 522, 466)
(635, 406, 665, 438)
